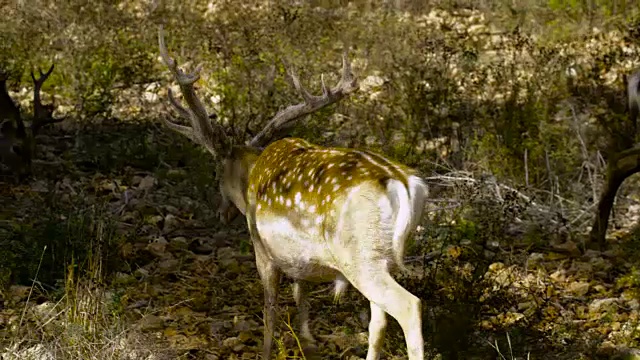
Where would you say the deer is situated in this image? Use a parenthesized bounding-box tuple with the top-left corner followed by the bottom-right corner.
(157, 26, 428, 360)
(0, 64, 63, 179)
(590, 69, 640, 247)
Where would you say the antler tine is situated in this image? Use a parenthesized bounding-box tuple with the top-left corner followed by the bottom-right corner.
(167, 88, 191, 120)
(287, 65, 315, 103)
(248, 51, 359, 148)
(337, 49, 357, 87)
(158, 26, 231, 158)
(320, 73, 328, 97)
(162, 89, 196, 141)
(31, 64, 55, 85)
(31, 64, 55, 112)
(160, 114, 198, 142)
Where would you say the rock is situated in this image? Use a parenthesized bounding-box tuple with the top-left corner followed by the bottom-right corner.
(138, 175, 156, 190)
(582, 249, 601, 259)
(551, 240, 580, 255)
(233, 318, 257, 332)
(138, 314, 164, 332)
(147, 237, 168, 257)
(148, 214, 164, 226)
(237, 331, 252, 343)
(121, 211, 137, 223)
(218, 247, 239, 270)
(517, 301, 536, 311)
(527, 253, 544, 264)
(550, 269, 566, 283)
(157, 258, 179, 271)
(134, 267, 149, 278)
(190, 238, 215, 255)
(163, 214, 180, 233)
(568, 261, 593, 277)
(131, 175, 143, 186)
(2, 344, 54, 360)
(164, 205, 180, 215)
(589, 298, 619, 313)
(30, 180, 49, 192)
(7, 285, 31, 302)
(568, 281, 590, 296)
(168, 236, 189, 252)
(593, 284, 607, 293)
(223, 336, 241, 349)
(167, 168, 188, 179)
(589, 257, 612, 272)
(32, 302, 56, 322)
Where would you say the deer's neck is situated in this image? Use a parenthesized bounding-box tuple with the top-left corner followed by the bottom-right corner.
(225, 145, 263, 215)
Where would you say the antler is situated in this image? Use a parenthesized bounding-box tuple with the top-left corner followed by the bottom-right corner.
(158, 26, 232, 159)
(30, 64, 64, 134)
(247, 51, 359, 148)
(158, 25, 358, 155)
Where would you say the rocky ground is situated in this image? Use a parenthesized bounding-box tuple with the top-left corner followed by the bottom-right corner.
(1, 121, 639, 360)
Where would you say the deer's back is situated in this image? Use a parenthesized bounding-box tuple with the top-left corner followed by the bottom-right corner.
(246, 138, 420, 280)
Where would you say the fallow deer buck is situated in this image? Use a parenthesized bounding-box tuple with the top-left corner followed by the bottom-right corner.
(158, 26, 427, 360)
(0, 64, 63, 178)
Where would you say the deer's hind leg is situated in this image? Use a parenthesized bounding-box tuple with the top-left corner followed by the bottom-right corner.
(349, 267, 424, 360)
(335, 189, 424, 360)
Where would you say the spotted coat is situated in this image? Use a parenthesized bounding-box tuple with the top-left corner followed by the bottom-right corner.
(247, 137, 418, 231)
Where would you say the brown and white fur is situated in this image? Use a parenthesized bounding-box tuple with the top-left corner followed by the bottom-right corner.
(157, 26, 427, 360)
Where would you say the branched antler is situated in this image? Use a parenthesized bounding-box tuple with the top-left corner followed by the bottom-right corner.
(158, 26, 359, 155)
(248, 51, 358, 148)
(158, 26, 232, 159)
(30, 64, 64, 134)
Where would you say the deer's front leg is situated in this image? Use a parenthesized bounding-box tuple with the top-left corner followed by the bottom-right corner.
(217, 191, 241, 224)
(254, 241, 280, 359)
(293, 280, 320, 358)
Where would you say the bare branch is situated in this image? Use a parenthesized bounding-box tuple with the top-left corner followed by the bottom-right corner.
(627, 69, 640, 133)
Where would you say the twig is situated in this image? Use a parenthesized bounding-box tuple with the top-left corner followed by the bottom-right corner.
(524, 148, 529, 187)
(568, 202, 596, 226)
(570, 103, 599, 202)
(424, 174, 535, 205)
(545, 150, 554, 208)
